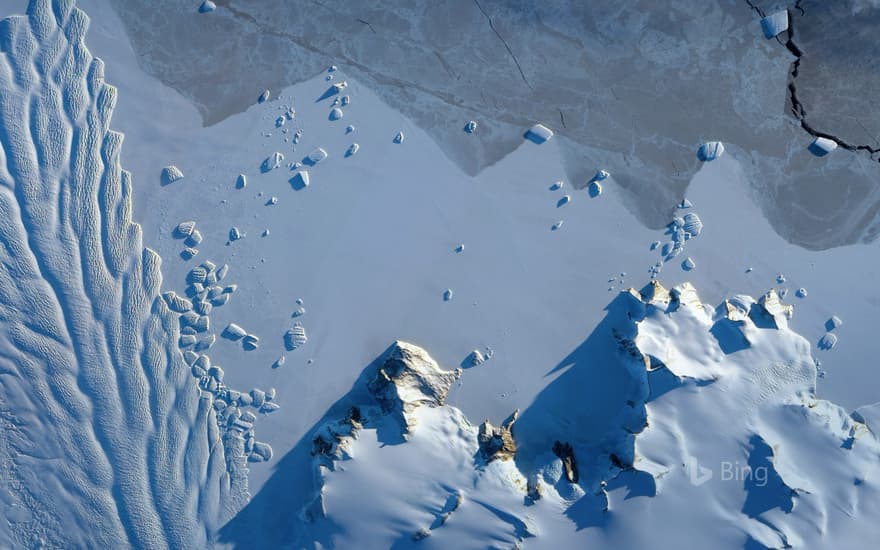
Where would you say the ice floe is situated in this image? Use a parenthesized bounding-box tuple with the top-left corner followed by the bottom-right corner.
(185, 230, 203, 247)
(284, 323, 308, 351)
(290, 171, 310, 190)
(697, 141, 725, 161)
(761, 10, 789, 38)
(243, 334, 260, 351)
(819, 332, 839, 350)
(174, 221, 196, 238)
(161, 165, 184, 185)
(525, 123, 553, 144)
(263, 151, 284, 172)
(682, 212, 703, 237)
(306, 147, 328, 164)
(808, 136, 838, 157)
(223, 323, 247, 340)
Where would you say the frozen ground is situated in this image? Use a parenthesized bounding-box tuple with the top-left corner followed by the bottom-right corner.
(1, 1, 879, 548)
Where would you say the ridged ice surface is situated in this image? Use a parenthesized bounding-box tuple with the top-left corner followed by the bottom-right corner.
(0, 1, 244, 547)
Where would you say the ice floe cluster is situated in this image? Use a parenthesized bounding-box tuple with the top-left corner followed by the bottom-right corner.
(648, 199, 704, 277)
(165, 258, 277, 464)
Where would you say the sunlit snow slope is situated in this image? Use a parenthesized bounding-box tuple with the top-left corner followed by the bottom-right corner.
(223, 283, 880, 549)
(0, 2, 246, 547)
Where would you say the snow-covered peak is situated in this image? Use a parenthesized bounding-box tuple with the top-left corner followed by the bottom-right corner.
(367, 340, 462, 436)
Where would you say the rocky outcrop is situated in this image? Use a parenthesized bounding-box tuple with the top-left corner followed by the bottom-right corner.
(758, 289, 794, 328)
(367, 341, 462, 436)
(478, 410, 519, 463)
(552, 441, 579, 483)
(312, 406, 363, 462)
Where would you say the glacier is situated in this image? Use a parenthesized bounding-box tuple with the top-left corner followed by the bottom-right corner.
(1, 0, 880, 548)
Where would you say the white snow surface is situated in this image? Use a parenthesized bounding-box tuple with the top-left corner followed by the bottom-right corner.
(1, 1, 880, 548)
